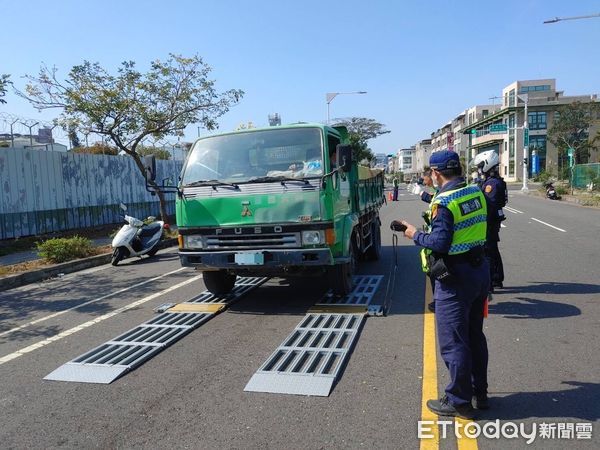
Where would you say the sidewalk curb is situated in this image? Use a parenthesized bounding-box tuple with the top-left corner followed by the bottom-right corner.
(0, 238, 178, 292)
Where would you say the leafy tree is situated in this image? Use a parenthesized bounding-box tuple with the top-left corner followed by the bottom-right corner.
(72, 143, 118, 155)
(547, 102, 600, 172)
(332, 117, 391, 165)
(0, 74, 11, 104)
(137, 145, 171, 160)
(17, 54, 243, 222)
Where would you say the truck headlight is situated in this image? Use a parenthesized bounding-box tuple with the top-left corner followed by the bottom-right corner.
(301, 230, 324, 245)
(183, 235, 204, 249)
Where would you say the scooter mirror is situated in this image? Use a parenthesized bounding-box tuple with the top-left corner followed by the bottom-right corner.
(119, 203, 127, 211)
(147, 216, 156, 221)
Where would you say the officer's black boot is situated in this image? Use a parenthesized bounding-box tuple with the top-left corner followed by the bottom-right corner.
(426, 395, 475, 419)
(473, 394, 490, 410)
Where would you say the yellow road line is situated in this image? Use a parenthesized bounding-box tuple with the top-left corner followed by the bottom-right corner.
(420, 277, 439, 450)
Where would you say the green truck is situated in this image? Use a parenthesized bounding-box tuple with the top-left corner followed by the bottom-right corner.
(147, 123, 384, 296)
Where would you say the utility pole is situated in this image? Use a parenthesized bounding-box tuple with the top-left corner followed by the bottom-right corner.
(543, 13, 600, 23)
(518, 94, 529, 193)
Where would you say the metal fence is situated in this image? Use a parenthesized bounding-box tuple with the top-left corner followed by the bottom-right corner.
(572, 163, 600, 189)
(0, 148, 182, 239)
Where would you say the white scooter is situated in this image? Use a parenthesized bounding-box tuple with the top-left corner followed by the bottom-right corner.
(111, 204, 164, 266)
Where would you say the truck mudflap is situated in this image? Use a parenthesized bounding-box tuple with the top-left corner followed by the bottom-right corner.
(179, 248, 332, 270)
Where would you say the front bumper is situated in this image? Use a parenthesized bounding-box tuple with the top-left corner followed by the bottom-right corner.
(179, 248, 332, 270)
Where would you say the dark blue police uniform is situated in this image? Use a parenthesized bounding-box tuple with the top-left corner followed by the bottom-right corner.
(411, 151, 490, 414)
(481, 175, 506, 288)
(414, 179, 490, 409)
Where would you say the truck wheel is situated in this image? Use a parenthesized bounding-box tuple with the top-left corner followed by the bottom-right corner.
(203, 270, 237, 295)
(329, 238, 357, 296)
(111, 247, 127, 266)
(364, 221, 381, 261)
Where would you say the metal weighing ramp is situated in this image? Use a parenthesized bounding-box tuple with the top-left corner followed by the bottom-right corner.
(244, 275, 383, 396)
(45, 277, 267, 384)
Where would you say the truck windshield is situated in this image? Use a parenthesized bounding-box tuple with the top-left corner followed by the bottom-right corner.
(181, 128, 323, 186)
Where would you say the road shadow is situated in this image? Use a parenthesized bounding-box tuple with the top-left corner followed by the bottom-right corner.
(227, 277, 329, 316)
(382, 245, 425, 316)
(500, 282, 600, 295)
(480, 381, 599, 421)
(489, 296, 581, 319)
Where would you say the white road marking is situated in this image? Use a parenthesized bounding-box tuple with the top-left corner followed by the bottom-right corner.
(501, 224, 507, 228)
(531, 217, 566, 233)
(505, 206, 524, 214)
(0, 267, 187, 338)
(0, 275, 202, 366)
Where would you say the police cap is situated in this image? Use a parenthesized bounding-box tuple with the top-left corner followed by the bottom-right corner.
(429, 150, 460, 171)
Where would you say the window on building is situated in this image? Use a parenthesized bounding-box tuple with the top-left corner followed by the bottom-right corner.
(508, 114, 515, 129)
(554, 111, 560, 122)
(528, 111, 547, 130)
(519, 85, 551, 94)
(509, 159, 515, 177)
(509, 137, 515, 158)
(509, 89, 516, 107)
(482, 109, 489, 118)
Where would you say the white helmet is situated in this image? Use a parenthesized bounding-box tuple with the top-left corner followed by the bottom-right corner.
(472, 150, 499, 173)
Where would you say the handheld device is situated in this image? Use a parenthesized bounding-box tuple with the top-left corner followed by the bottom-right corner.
(390, 220, 407, 232)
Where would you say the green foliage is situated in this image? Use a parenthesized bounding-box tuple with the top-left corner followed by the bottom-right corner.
(332, 117, 391, 165)
(0, 74, 10, 104)
(555, 185, 569, 196)
(137, 146, 171, 160)
(36, 236, 94, 263)
(547, 101, 600, 165)
(18, 54, 243, 222)
(72, 143, 118, 155)
(533, 170, 553, 183)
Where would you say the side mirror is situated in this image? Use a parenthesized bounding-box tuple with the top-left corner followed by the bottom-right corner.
(144, 155, 157, 182)
(337, 144, 352, 173)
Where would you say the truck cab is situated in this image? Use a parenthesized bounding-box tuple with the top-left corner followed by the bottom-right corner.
(149, 123, 384, 296)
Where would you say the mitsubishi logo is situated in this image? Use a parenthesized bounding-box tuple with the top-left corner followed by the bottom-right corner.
(241, 201, 252, 217)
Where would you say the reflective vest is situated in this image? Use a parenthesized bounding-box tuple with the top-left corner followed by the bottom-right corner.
(420, 185, 487, 272)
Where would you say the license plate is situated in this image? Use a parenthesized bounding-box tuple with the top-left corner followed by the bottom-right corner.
(234, 252, 265, 265)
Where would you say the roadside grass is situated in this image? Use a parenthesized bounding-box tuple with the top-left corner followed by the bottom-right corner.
(0, 245, 112, 277)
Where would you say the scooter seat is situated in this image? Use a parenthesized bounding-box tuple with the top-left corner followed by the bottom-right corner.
(138, 222, 162, 237)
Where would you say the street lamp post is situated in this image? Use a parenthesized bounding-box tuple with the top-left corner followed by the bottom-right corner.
(543, 12, 600, 23)
(518, 94, 529, 193)
(326, 91, 367, 124)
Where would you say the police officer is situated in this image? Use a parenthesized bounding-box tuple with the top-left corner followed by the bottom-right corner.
(473, 150, 507, 290)
(395, 150, 490, 418)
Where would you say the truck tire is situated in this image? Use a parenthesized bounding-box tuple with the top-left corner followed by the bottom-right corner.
(364, 220, 382, 261)
(328, 236, 357, 296)
(203, 270, 237, 295)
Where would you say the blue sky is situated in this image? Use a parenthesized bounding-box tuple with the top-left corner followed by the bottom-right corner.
(2, 0, 599, 154)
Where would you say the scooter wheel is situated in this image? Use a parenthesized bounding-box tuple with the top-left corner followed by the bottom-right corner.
(146, 245, 159, 257)
(111, 247, 127, 266)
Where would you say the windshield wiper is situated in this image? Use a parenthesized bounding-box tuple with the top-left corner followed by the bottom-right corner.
(246, 176, 310, 186)
(184, 179, 239, 189)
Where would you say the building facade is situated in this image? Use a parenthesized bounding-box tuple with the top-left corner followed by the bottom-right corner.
(414, 139, 432, 174)
(462, 79, 599, 181)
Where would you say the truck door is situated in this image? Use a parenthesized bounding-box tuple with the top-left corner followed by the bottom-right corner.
(327, 133, 350, 218)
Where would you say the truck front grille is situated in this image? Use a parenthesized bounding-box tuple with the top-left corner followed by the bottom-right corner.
(204, 233, 301, 250)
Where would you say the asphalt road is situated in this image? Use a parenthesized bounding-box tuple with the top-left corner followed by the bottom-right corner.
(0, 184, 598, 449)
